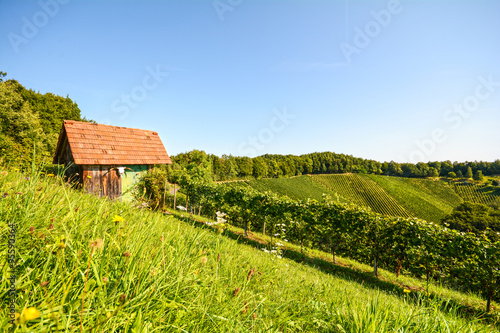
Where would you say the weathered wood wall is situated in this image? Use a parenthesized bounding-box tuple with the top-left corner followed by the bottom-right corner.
(82, 165, 122, 200)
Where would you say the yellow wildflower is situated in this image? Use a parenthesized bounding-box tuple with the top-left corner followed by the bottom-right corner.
(403, 288, 411, 293)
(47, 174, 55, 177)
(21, 307, 40, 321)
(112, 215, 124, 223)
(87, 175, 92, 179)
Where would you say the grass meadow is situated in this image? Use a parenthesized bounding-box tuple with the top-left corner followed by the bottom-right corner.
(0, 167, 498, 332)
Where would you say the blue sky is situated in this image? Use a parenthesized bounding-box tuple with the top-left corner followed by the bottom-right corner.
(1, 0, 499, 163)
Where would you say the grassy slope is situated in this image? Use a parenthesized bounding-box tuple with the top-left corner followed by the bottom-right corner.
(216, 216, 499, 315)
(1, 169, 497, 332)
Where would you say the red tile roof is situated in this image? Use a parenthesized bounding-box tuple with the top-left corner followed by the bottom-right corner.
(53, 120, 172, 165)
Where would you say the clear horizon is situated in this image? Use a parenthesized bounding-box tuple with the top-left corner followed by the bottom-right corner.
(1, 0, 499, 163)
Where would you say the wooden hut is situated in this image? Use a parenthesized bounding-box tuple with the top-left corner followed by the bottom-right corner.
(53, 120, 172, 200)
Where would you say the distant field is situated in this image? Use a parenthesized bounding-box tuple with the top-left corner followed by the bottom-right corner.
(311, 174, 413, 218)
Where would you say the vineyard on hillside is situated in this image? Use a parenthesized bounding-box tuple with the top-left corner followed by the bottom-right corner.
(221, 174, 500, 223)
(311, 174, 413, 218)
(453, 182, 500, 205)
(222, 176, 350, 203)
(364, 175, 462, 223)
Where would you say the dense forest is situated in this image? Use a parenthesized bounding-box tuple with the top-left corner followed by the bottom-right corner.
(0, 71, 85, 167)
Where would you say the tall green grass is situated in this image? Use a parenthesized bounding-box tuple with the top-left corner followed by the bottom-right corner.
(0, 168, 497, 332)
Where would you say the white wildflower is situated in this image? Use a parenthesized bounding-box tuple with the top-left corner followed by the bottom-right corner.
(215, 211, 227, 224)
(216, 211, 227, 217)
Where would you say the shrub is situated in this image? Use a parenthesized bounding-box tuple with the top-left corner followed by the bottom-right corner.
(134, 168, 170, 210)
(441, 201, 499, 234)
(473, 170, 484, 182)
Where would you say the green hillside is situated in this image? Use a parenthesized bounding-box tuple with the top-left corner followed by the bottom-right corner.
(3, 170, 497, 331)
(364, 175, 463, 223)
(222, 176, 350, 203)
(452, 181, 500, 205)
(311, 174, 413, 218)
(239, 174, 495, 223)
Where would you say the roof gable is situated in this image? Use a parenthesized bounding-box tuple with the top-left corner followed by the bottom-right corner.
(53, 120, 172, 165)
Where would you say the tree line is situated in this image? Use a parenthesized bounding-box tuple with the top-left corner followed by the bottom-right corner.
(171, 150, 500, 182)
